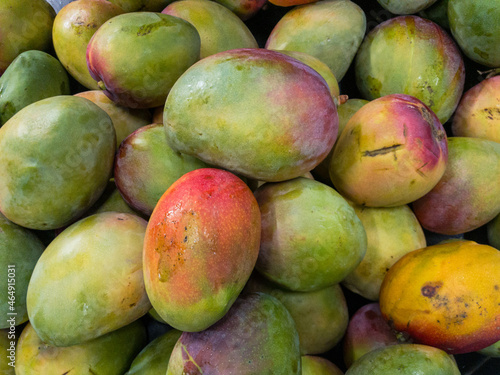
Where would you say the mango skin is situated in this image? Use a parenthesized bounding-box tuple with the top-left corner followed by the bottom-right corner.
(345, 344, 460, 375)
(0, 213, 45, 328)
(75, 90, 151, 148)
(15, 321, 147, 375)
(355, 15, 465, 124)
(244, 273, 348, 355)
(342, 204, 426, 301)
(166, 292, 301, 375)
(0, 0, 55, 75)
(162, 0, 258, 59)
(87, 12, 201, 108)
(342, 303, 401, 368)
(379, 241, 500, 354)
(0, 95, 115, 230)
(53, 0, 125, 90)
(27, 212, 150, 347)
(143, 168, 261, 332)
(413, 137, 500, 235)
(449, 0, 500, 67)
(0, 50, 70, 126)
(125, 329, 182, 374)
(265, 0, 366, 82)
(114, 123, 209, 216)
(419, 0, 450, 30)
(377, 0, 438, 14)
(212, 0, 266, 20)
(107, 0, 174, 12)
(452, 75, 500, 144)
(330, 94, 448, 208)
(164, 48, 338, 182)
(488, 214, 500, 250)
(302, 356, 343, 375)
(477, 340, 500, 358)
(254, 177, 366, 292)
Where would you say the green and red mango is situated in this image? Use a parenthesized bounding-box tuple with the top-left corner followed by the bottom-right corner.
(143, 168, 261, 332)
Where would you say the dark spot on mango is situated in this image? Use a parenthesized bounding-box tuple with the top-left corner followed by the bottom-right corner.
(365, 309, 378, 320)
(183, 236, 188, 243)
(495, 285, 499, 291)
(421, 283, 441, 297)
(363, 144, 403, 157)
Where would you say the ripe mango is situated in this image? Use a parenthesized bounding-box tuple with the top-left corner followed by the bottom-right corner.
(379, 240, 500, 354)
(143, 168, 261, 332)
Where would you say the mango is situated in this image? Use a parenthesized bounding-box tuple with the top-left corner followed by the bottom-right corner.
(75, 90, 151, 147)
(143, 168, 261, 332)
(245, 273, 349, 355)
(0, 0, 55, 74)
(478, 340, 500, 358)
(107, 0, 173, 12)
(125, 329, 182, 374)
(452, 75, 500, 144)
(164, 48, 338, 182)
(87, 12, 201, 108)
(53, 0, 125, 90)
(27, 212, 150, 347)
(355, 15, 465, 124)
(345, 344, 460, 375)
(413, 137, 500, 235)
(449, 0, 500, 67)
(265, 0, 366, 82)
(488, 214, 500, 250)
(329, 94, 448, 207)
(0, 95, 115, 230)
(114, 123, 209, 216)
(419, 0, 449, 30)
(342, 204, 426, 301)
(302, 356, 343, 375)
(15, 321, 147, 374)
(254, 177, 366, 291)
(343, 303, 402, 368)
(212, 0, 266, 20)
(0, 213, 45, 328)
(166, 292, 301, 374)
(162, 0, 258, 59)
(377, 0, 438, 14)
(379, 240, 500, 354)
(0, 50, 70, 126)
(1, 329, 16, 374)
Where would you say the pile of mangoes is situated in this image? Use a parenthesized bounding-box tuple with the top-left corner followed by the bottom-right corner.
(0, 0, 499, 374)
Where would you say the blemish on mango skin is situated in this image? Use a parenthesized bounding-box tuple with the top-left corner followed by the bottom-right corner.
(421, 281, 443, 298)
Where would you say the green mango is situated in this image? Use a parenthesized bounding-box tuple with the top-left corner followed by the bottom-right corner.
(114, 123, 209, 216)
(53, 0, 125, 90)
(477, 340, 500, 358)
(1, 329, 16, 374)
(167, 293, 301, 374)
(0, 95, 115, 230)
(0, 50, 70, 126)
(27, 212, 150, 347)
(0, 0, 55, 74)
(488, 214, 500, 250)
(0, 213, 45, 328)
(265, 0, 366, 82)
(419, 0, 449, 29)
(345, 344, 460, 375)
(377, 0, 438, 14)
(126, 329, 182, 374)
(107, 0, 174, 12)
(245, 273, 349, 355)
(15, 321, 147, 374)
(302, 356, 343, 375)
(355, 15, 465, 124)
(162, 0, 258, 59)
(449, 0, 500, 67)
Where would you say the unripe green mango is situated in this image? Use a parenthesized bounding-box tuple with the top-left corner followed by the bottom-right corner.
(345, 344, 460, 375)
(15, 321, 147, 374)
(0, 0, 55, 74)
(449, 0, 500, 67)
(162, 0, 258, 59)
(302, 356, 344, 375)
(166, 292, 301, 374)
(488, 214, 500, 250)
(0, 95, 116, 230)
(419, 0, 449, 30)
(377, 0, 438, 15)
(0, 213, 45, 328)
(355, 15, 465, 124)
(53, 0, 125, 90)
(265, 0, 366, 82)
(107, 0, 174, 12)
(0, 50, 70, 126)
(125, 329, 182, 374)
(27, 212, 150, 347)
